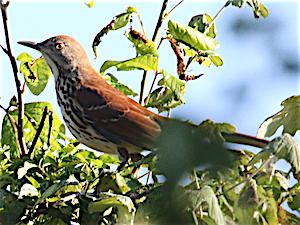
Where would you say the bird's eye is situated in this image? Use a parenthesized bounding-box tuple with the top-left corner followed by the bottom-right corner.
(55, 43, 64, 50)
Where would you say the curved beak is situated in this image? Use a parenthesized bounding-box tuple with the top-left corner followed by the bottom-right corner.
(17, 41, 40, 50)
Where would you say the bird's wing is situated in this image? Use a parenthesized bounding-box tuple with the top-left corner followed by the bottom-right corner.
(73, 81, 161, 150)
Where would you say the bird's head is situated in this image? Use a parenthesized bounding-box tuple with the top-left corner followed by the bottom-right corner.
(18, 35, 90, 78)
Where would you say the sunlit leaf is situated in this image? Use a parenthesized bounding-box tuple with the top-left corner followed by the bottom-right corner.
(1, 102, 65, 158)
(88, 194, 135, 224)
(100, 54, 158, 73)
(185, 186, 226, 225)
(188, 13, 216, 38)
(125, 30, 158, 56)
(17, 53, 51, 95)
(84, 0, 94, 8)
(19, 183, 39, 198)
(257, 95, 300, 137)
(145, 70, 185, 112)
(103, 73, 138, 96)
(92, 9, 135, 57)
(168, 20, 219, 51)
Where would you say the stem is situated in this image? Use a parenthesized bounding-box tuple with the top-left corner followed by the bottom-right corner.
(204, 4, 227, 35)
(47, 111, 53, 146)
(1, 1, 27, 156)
(28, 107, 48, 156)
(163, 0, 184, 20)
(139, 0, 169, 104)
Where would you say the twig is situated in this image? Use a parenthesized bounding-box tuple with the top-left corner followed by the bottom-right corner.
(1, 1, 27, 156)
(0, 43, 8, 54)
(163, 0, 184, 20)
(28, 107, 48, 156)
(47, 110, 53, 146)
(139, 0, 169, 104)
(203, 4, 227, 35)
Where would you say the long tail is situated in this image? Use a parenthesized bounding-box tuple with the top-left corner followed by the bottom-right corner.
(222, 132, 269, 148)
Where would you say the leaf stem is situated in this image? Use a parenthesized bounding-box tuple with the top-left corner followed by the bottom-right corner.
(204, 3, 227, 35)
(28, 107, 48, 156)
(1, 1, 27, 156)
(139, 0, 169, 104)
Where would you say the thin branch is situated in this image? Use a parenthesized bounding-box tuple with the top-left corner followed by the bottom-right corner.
(28, 107, 48, 156)
(139, 0, 169, 104)
(203, 4, 227, 35)
(47, 111, 53, 147)
(163, 0, 184, 20)
(1, 1, 27, 156)
(0, 43, 8, 54)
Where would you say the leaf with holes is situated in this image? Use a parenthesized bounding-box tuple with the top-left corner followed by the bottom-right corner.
(125, 30, 159, 56)
(92, 7, 137, 57)
(17, 53, 51, 95)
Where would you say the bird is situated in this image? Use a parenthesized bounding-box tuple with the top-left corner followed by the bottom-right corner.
(18, 35, 269, 164)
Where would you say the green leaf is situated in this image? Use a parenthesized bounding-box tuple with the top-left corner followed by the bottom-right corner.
(188, 13, 217, 38)
(103, 73, 138, 96)
(125, 30, 159, 56)
(225, 0, 269, 19)
(26, 175, 40, 188)
(168, 20, 220, 51)
(1, 102, 65, 157)
(235, 179, 259, 225)
(84, 0, 94, 8)
(145, 70, 185, 112)
(17, 161, 38, 179)
(157, 119, 231, 183)
(185, 186, 226, 225)
(0, 190, 27, 225)
(250, 134, 300, 173)
(257, 95, 300, 137)
(288, 189, 300, 210)
(92, 9, 135, 57)
(269, 134, 300, 173)
(19, 183, 39, 198)
(225, 0, 246, 8)
(88, 194, 135, 225)
(209, 55, 224, 66)
(17, 53, 51, 95)
(126, 6, 137, 13)
(35, 180, 66, 206)
(158, 70, 185, 99)
(100, 54, 158, 73)
(259, 3, 269, 18)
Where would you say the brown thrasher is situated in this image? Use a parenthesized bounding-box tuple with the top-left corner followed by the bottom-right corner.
(18, 35, 269, 162)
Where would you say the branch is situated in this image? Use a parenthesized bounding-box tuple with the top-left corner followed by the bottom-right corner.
(1, 1, 27, 156)
(47, 111, 53, 147)
(204, 3, 227, 35)
(28, 107, 48, 156)
(139, 0, 169, 104)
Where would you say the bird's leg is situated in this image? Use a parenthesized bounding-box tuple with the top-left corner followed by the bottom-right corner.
(117, 147, 129, 170)
(130, 153, 144, 176)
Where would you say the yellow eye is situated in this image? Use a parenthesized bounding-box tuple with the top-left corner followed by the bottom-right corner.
(55, 43, 64, 50)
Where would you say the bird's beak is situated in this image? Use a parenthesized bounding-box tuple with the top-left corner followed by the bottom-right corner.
(17, 41, 40, 50)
